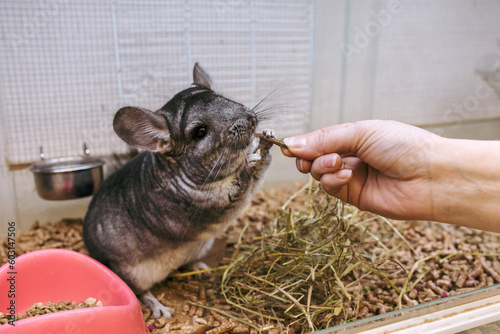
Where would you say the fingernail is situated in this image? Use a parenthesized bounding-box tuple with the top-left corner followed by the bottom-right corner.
(296, 158, 304, 172)
(322, 154, 338, 168)
(337, 169, 352, 180)
(284, 137, 306, 149)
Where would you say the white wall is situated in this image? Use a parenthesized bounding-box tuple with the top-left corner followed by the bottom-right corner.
(338, 0, 500, 131)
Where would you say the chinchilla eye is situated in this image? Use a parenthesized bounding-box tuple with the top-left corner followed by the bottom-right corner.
(193, 126, 207, 139)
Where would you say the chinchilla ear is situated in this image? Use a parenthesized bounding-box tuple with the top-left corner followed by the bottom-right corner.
(193, 62, 212, 89)
(113, 107, 173, 153)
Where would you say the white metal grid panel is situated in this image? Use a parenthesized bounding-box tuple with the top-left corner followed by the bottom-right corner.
(0, 0, 313, 165)
(0, 1, 122, 164)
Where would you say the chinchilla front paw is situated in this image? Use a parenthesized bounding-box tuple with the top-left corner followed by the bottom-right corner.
(247, 151, 261, 168)
(263, 129, 276, 138)
(247, 129, 276, 168)
(259, 129, 276, 152)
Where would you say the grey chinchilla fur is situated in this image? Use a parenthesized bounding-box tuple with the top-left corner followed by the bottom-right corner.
(83, 63, 275, 318)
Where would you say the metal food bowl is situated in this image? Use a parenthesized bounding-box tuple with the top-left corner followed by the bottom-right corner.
(30, 145, 104, 200)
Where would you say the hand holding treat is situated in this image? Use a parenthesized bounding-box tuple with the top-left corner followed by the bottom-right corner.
(281, 120, 500, 233)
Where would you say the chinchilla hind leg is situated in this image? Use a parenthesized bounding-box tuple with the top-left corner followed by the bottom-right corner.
(141, 290, 175, 319)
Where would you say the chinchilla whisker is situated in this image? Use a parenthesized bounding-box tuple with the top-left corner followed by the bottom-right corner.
(250, 82, 290, 113)
(257, 111, 301, 125)
(256, 104, 302, 115)
(254, 103, 302, 127)
(251, 98, 284, 116)
(256, 111, 285, 121)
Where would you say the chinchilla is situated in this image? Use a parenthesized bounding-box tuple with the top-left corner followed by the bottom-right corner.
(83, 63, 275, 318)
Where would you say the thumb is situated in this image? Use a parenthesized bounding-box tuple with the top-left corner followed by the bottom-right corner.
(284, 122, 367, 160)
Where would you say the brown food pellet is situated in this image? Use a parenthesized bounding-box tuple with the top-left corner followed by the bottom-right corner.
(231, 323, 250, 333)
(211, 310, 228, 323)
(0, 299, 102, 324)
(195, 307, 204, 317)
(190, 325, 211, 334)
(183, 302, 191, 313)
(154, 317, 167, 328)
(150, 329, 163, 334)
(206, 321, 237, 334)
(408, 289, 417, 299)
(456, 272, 468, 288)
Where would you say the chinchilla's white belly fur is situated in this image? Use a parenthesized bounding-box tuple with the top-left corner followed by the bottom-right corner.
(125, 238, 214, 292)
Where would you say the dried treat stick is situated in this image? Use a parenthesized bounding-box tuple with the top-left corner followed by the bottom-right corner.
(254, 133, 288, 149)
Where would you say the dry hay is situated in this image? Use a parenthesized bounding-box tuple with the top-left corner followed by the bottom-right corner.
(2, 181, 500, 333)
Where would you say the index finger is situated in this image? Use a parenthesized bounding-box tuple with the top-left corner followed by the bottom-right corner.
(283, 122, 366, 160)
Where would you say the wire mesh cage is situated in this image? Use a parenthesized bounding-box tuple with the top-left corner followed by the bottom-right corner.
(0, 0, 313, 169)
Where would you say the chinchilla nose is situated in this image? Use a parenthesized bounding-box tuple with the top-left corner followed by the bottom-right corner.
(230, 108, 257, 132)
(231, 118, 252, 133)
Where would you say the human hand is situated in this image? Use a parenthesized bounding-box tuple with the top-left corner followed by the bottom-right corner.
(281, 120, 443, 221)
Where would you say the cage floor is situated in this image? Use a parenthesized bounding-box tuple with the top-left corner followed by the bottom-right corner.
(2, 184, 500, 333)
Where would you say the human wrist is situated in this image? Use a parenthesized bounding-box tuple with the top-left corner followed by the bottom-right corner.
(430, 138, 500, 232)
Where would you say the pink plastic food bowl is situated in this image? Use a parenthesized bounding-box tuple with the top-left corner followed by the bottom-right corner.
(0, 249, 148, 333)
